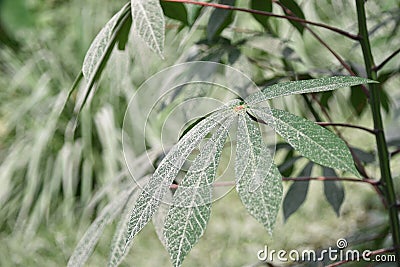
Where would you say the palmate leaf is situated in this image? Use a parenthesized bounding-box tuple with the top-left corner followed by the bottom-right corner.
(245, 76, 376, 105)
(119, 104, 239, 263)
(131, 0, 165, 57)
(251, 107, 360, 176)
(67, 187, 137, 267)
(235, 113, 283, 234)
(164, 116, 235, 267)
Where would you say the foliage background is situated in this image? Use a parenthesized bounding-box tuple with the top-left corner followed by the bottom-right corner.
(0, 0, 399, 266)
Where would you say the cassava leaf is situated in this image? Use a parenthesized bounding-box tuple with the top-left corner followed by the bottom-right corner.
(116, 14, 132, 50)
(279, 0, 306, 34)
(119, 105, 238, 263)
(131, 0, 165, 57)
(235, 113, 282, 234)
(251, 107, 360, 176)
(164, 116, 235, 267)
(67, 187, 136, 267)
(245, 76, 376, 105)
(77, 3, 131, 112)
(107, 180, 147, 267)
(283, 162, 313, 221)
(207, 0, 236, 41)
(250, 0, 272, 29)
(82, 6, 124, 80)
(323, 167, 345, 216)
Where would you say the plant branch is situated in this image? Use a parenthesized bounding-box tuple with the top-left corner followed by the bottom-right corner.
(162, 0, 360, 40)
(373, 47, 400, 72)
(356, 0, 400, 263)
(274, 2, 369, 97)
(391, 148, 400, 158)
(317, 122, 377, 135)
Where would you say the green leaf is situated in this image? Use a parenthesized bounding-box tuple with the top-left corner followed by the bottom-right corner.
(245, 76, 376, 105)
(279, 0, 305, 34)
(283, 162, 313, 221)
(235, 113, 283, 234)
(164, 116, 235, 267)
(250, 0, 272, 29)
(82, 4, 128, 80)
(67, 187, 136, 267)
(251, 107, 360, 176)
(117, 14, 132, 50)
(186, 5, 203, 25)
(207, 0, 236, 41)
(131, 0, 165, 57)
(350, 85, 367, 116)
(76, 3, 131, 112)
(323, 167, 345, 217)
(160, 1, 189, 26)
(120, 107, 237, 262)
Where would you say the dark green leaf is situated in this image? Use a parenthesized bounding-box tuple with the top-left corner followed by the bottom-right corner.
(323, 168, 345, 217)
(350, 85, 367, 116)
(117, 14, 132, 50)
(250, 0, 272, 28)
(279, 0, 305, 34)
(350, 147, 375, 164)
(320, 90, 334, 110)
(279, 150, 299, 177)
(207, 0, 236, 41)
(160, 1, 189, 25)
(283, 162, 313, 221)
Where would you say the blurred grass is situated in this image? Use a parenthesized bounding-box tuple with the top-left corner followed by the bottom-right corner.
(0, 0, 399, 266)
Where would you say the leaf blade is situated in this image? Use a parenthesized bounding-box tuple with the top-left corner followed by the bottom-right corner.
(245, 76, 376, 104)
(164, 116, 235, 267)
(67, 187, 136, 267)
(250, 0, 272, 29)
(251, 107, 360, 176)
(235, 113, 283, 234)
(282, 162, 313, 221)
(279, 0, 306, 34)
(131, 0, 165, 57)
(207, 0, 236, 41)
(323, 168, 345, 216)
